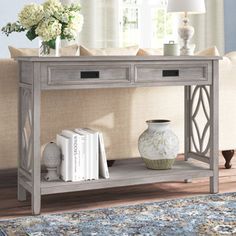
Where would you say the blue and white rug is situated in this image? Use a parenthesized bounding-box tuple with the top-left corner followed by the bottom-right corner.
(0, 193, 236, 236)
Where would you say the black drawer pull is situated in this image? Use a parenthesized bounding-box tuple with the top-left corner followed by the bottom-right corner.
(81, 71, 100, 79)
(162, 70, 179, 77)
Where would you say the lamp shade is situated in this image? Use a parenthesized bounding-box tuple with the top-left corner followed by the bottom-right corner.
(167, 0, 206, 14)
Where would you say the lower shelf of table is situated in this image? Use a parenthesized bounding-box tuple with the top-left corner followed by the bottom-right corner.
(28, 158, 212, 195)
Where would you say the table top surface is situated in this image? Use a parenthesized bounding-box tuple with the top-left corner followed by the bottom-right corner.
(16, 55, 222, 62)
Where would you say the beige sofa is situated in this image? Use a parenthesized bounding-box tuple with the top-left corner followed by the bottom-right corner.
(0, 53, 235, 170)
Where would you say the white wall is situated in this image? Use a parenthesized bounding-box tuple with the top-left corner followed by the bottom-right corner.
(0, 0, 43, 58)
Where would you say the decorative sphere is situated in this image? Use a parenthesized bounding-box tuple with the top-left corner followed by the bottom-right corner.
(43, 142, 61, 168)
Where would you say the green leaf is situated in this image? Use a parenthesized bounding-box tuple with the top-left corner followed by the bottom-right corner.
(46, 39, 56, 49)
(26, 27, 37, 41)
(60, 34, 66, 40)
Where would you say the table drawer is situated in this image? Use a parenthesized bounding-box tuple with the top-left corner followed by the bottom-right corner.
(135, 62, 212, 84)
(43, 64, 131, 86)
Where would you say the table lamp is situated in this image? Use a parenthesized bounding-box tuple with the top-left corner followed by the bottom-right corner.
(167, 0, 206, 55)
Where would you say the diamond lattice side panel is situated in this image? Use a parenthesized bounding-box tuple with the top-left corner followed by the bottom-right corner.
(190, 86, 211, 157)
(20, 88, 33, 173)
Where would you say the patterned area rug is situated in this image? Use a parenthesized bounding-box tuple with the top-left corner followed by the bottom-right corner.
(0, 193, 236, 236)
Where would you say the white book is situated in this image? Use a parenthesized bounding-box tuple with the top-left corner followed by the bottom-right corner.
(74, 130, 86, 181)
(56, 134, 71, 181)
(61, 130, 80, 181)
(98, 132, 109, 179)
(78, 133, 86, 181)
(83, 128, 99, 180)
(75, 129, 90, 180)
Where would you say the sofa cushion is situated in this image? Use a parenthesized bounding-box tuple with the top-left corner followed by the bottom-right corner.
(80, 45, 139, 56)
(9, 44, 79, 58)
(137, 48, 163, 56)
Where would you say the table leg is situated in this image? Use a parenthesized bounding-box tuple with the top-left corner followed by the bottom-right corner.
(31, 63, 41, 215)
(184, 86, 191, 162)
(210, 60, 219, 194)
(32, 189, 41, 215)
(17, 182, 27, 201)
(18, 86, 27, 202)
(184, 86, 191, 183)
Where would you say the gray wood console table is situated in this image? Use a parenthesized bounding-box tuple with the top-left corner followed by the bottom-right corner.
(17, 56, 221, 215)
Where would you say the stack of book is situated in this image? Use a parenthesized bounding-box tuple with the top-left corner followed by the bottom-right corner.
(56, 128, 109, 182)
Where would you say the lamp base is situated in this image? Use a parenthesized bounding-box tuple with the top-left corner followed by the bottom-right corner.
(178, 17, 195, 56)
(180, 46, 195, 56)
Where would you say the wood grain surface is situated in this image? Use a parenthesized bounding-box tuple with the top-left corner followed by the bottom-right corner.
(0, 153, 235, 219)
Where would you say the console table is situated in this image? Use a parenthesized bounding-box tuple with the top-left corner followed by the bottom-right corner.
(17, 56, 220, 215)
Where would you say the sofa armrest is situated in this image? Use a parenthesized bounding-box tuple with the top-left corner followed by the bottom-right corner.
(0, 59, 18, 100)
(0, 58, 18, 95)
(224, 51, 236, 62)
(0, 58, 18, 81)
(0, 59, 19, 169)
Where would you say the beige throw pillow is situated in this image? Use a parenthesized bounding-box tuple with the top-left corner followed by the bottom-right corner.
(60, 44, 80, 56)
(9, 44, 79, 58)
(195, 46, 220, 56)
(138, 47, 220, 57)
(80, 45, 139, 56)
(9, 46, 38, 57)
(137, 48, 163, 56)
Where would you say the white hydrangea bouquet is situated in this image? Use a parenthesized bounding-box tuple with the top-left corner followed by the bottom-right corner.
(2, 0, 83, 56)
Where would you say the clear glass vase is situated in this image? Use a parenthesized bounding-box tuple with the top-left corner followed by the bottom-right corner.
(38, 37, 61, 57)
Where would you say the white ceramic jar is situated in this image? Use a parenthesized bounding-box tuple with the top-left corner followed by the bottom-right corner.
(138, 120, 179, 170)
(164, 41, 180, 56)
